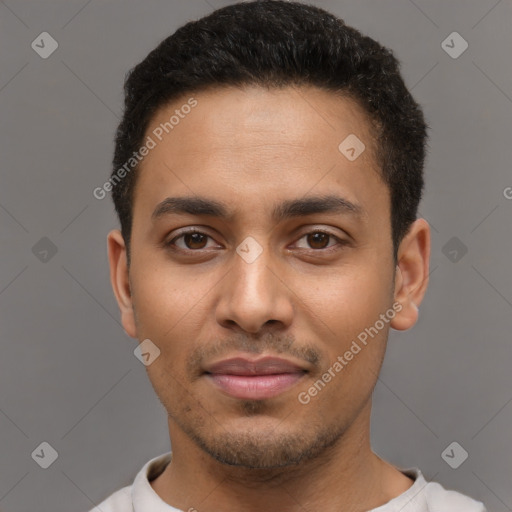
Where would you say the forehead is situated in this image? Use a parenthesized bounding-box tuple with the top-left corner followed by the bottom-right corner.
(132, 85, 388, 227)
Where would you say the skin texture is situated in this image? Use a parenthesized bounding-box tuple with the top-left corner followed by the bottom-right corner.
(108, 84, 430, 512)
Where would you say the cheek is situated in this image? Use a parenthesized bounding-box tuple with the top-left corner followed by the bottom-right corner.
(299, 263, 392, 332)
(294, 262, 393, 392)
(128, 274, 208, 383)
(130, 260, 208, 333)
(296, 269, 391, 408)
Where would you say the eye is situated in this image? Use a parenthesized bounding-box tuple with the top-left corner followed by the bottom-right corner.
(164, 228, 347, 254)
(293, 230, 345, 251)
(167, 230, 220, 251)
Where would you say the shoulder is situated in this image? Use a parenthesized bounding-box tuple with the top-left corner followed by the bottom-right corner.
(396, 467, 487, 512)
(424, 479, 487, 511)
(86, 452, 172, 512)
(88, 485, 132, 512)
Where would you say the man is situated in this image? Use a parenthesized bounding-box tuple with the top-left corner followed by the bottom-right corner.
(95, 1, 487, 510)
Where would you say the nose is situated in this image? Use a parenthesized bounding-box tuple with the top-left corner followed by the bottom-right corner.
(215, 242, 294, 335)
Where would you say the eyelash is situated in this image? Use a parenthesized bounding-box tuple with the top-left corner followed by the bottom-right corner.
(165, 228, 347, 254)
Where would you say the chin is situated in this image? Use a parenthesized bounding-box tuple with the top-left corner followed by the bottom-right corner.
(186, 417, 344, 470)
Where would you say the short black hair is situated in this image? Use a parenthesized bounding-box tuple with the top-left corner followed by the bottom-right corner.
(111, 0, 427, 264)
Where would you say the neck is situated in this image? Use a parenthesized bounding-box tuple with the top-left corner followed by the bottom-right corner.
(151, 401, 413, 511)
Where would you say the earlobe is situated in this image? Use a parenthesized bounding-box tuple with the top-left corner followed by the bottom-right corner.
(107, 229, 137, 338)
(390, 219, 430, 331)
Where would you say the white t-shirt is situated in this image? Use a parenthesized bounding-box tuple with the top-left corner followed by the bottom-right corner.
(89, 452, 487, 512)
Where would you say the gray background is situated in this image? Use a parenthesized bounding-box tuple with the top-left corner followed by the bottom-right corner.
(1, 0, 511, 511)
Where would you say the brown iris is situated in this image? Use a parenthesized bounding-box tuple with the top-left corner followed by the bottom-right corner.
(307, 232, 330, 249)
(183, 232, 208, 249)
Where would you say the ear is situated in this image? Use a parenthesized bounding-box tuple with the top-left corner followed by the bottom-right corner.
(390, 218, 430, 331)
(107, 229, 137, 338)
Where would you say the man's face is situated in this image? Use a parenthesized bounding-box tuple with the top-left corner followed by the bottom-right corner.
(119, 85, 398, 468)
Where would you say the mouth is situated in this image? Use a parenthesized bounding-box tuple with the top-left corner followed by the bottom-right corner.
(203, 356, 308, 400)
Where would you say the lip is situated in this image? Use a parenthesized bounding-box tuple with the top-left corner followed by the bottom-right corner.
(204, 356, 307, 400)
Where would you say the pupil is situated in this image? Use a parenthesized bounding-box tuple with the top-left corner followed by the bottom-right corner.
(186, 233, 206, 249)
(308, 232, 328, 249)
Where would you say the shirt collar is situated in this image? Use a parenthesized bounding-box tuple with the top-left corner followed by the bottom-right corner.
(132, 453, 426, 512)
(368, 467, 428, 511)
(132, 452, 178, 511)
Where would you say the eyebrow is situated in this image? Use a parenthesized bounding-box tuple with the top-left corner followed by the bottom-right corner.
(151, 194, 365, 223)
